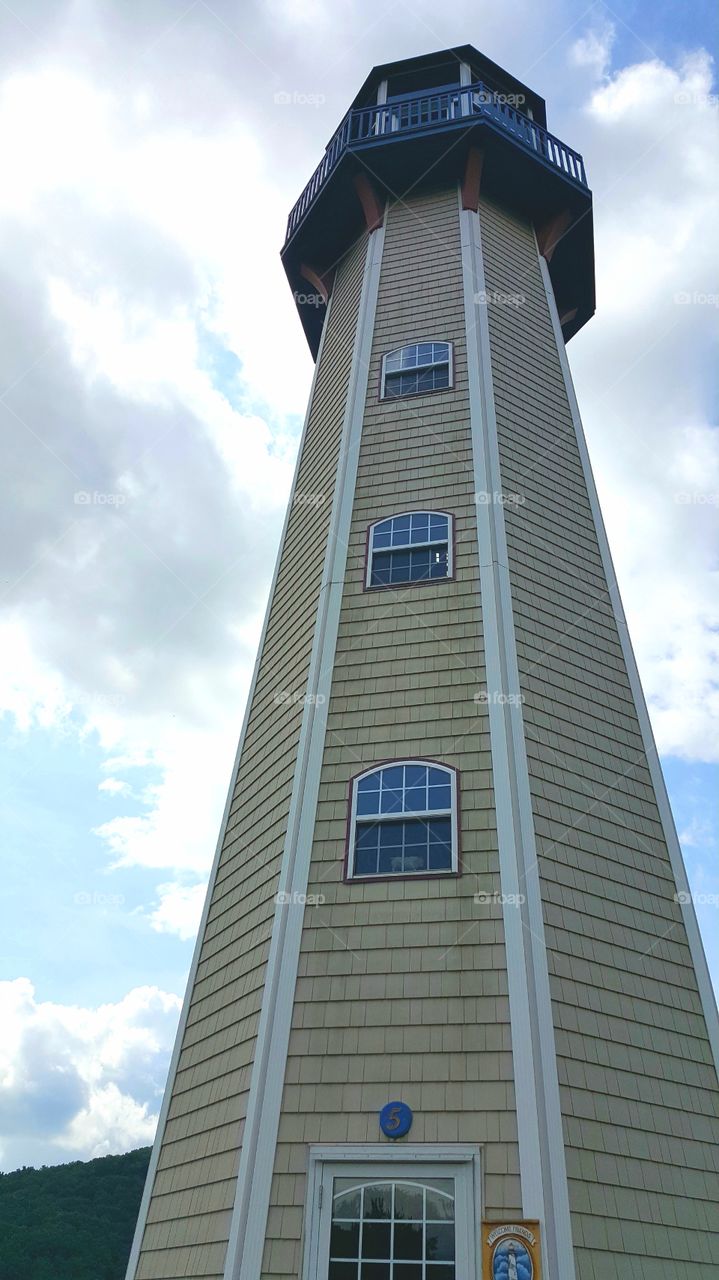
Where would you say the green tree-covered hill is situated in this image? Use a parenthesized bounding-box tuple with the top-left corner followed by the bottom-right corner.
(0, 1147, 150, 1280)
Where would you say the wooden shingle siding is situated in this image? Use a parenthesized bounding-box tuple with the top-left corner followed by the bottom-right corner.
(262, 189, 519, 1277)
(480, 192, 719, 1276)
(133, 232, 369, 1280)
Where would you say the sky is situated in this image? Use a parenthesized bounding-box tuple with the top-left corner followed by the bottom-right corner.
(0, 0, 716, 1173)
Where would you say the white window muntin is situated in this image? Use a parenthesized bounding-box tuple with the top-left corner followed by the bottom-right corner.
(366, 511, 453, 589)
(380, 341, 453, 398)
(302, 1146, 481, 1280)
(348, 761, 459, 880)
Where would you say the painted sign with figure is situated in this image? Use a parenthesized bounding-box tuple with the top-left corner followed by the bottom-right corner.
(481, 1221, 542, 1280)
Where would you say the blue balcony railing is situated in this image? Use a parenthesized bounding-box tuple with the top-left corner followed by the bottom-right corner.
(285, 82, 588, 245)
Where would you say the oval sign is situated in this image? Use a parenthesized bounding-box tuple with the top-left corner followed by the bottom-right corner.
(379, 1100, 413, 1139)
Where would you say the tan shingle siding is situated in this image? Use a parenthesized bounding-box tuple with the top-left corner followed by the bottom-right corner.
(263, 189, 518, 1275)
(480, 191, 719, 1273)
(133, 231, 369, 1279)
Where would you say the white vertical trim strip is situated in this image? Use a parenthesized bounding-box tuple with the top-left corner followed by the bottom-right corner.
(123, 293, 336, 1280)
(459, 192, 577, 1280)
(224, 224, 386, 1280)
(538, 251, 719, 1079)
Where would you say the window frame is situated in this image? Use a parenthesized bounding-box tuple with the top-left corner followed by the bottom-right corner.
(344, 759, 460, 884)
(302, 1144, 482, 1280)
(364, 510, 455, 592)
(380, 341, 454, 401)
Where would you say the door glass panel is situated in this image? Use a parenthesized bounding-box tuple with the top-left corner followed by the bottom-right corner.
(329, 1179, 456, 1278)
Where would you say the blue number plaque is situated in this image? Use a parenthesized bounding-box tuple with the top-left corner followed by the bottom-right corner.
(379, 1100, 413, 1139)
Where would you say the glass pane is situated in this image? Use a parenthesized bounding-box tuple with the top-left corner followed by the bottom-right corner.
(360, 1267, 389, 1280)
(394, 1222, 423, 1259)
(362, 1222, 391, 1258)
(391, 516, 410, 540)
(333, 1187, 362, 1218)
(428, 785, 451, 811)
(425, 1183, 455, 1219)
(428, 767, 450, 787)
(429, 515, 448, 537)
(425, 1269, 454, 1280)
(329, 1264, 358, 1280)
(380, 765, 404, 788)
(394, 1184, 424, 1220)
(426, 1222, 455, 1261)
(409, 515, 429, 543)
(395, 1269, 423, 1280)
(330, 1221, 360, 1256)
(357, 775, 380, 793)
(372, 529, 391, 548)
(356, 791, 380, 816)
(403, 787, 426, 813)
(363, 1184, 392, 1219)
(404, 765, 428, 788)
(380, 788, 403, 814)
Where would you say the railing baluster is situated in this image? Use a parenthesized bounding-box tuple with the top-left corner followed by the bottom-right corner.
(285, 79, 587, 242)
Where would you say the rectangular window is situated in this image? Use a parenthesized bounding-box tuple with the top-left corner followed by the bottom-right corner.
(302, 1146, 481, 1280)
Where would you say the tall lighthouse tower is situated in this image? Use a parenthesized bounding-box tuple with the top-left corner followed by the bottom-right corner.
(127, 46, 719, 1280)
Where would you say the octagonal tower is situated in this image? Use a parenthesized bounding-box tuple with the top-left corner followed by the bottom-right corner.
(126, 45, 719, 1280)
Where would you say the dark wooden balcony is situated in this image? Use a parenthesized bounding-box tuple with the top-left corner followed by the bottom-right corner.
(285, 82, 588, 247)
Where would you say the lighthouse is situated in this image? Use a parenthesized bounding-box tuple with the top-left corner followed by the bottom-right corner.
(126, 45, 719, 1280)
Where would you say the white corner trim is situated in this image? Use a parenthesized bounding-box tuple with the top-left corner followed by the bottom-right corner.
(459, 192, 577, 1280)
(223, 224, 386, 1280)
(538, 251, 719, 1080)
(123, 295, 336, 1280)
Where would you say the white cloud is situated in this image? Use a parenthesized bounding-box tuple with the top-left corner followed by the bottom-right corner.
(147, 881, 207, 941)
(569, 21, 616, 80)
(568, 48, 719, 761)
(0, 0, 716, 1169)
(0, 979, 180, 1169)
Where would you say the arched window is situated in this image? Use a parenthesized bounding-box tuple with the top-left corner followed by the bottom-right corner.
(347, 761, 458, 880)
(329, 1176, 456, 1272)
(367, 511, 453, 588)
(381, 341, 452, 399)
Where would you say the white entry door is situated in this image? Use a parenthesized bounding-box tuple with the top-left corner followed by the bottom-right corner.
(303, 1147, 481, 1280)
